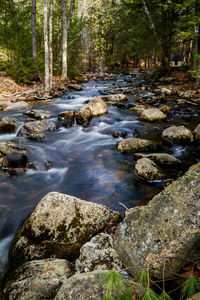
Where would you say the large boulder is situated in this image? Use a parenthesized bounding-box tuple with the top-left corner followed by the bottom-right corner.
(88, 98, 108, 116)
(0, 117, 19, 134)
(114, 163, 200, 279)
(0, 142, 29, 156)
(58, 111, 75, 128)
(140, 108, 167, 122)
(54, 271, 144, 300)
(19, 120, 56, 141)
(135, 158, 164, 181)
(116, 137, 159, 153)
(134, 153, 181, 165)
(194, 124, 200, 142)
(75, 105, 92, 125)
(3, 258, 72, 300)
(9, 192, 121, 268)
(162, 125, 193, 144)
(24, 109, 53, 120)
(75, 233, 122, 274)
(68, 84, 83, 91)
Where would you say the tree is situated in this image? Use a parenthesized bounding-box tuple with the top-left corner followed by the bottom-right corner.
(44, 0, 49, 91)
(31, 0, 39, 78)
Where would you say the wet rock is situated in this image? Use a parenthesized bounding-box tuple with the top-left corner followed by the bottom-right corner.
(0, 117, 19, 134)
(129, 104, 150, 113)
(88, 98, 108, 116)
(194, 124, 200, 142)
(140, 108, 167, 122)
(134, 153, 181, 165)
(159, 105, 171, 115)
(9, 192, 122, 268)
(68, 84, 83, 91)
(116, 137, 159, 153)
(5, 102, 30, 112)
(27, 161, 53, 171)
(112, 130, 127, 138)
(54, 271, 144, 300)
(58, 111, 75, 128)
(3, 258, 72, 300)
(2, 153, 28, 169)
(92, 94, 127, 103)
(160, 87, 172, 96)
(0, 100, 12, 111)
(24, 109, 53, 120)
(75, 105, 92, 125)
(162, 125, 193, 144)
(75, 233, 122, 274)
(0, 205, 11, 233)
(135, 158, 164, 181)
(0, 142, 29, 156)
(19, 120, 56, 141)
(114, 163, 200, 279)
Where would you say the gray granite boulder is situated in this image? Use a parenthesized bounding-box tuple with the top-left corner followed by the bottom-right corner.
(0, 142, 29, 156)
(114, 163, 200, 279)
(24, 109, 53, 120)
(116, 137, 159, 153)
(9, 192, 121, 268)
(135, 158, 164, 181)
(134, 153, 181, 165)
(3, 258, 71, 300)
(75, 233, 122, 274)
(162, 125, 193, 144)
(140, 108, 167, 122)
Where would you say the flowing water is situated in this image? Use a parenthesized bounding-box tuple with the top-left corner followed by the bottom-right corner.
(0, 75, 200, 273)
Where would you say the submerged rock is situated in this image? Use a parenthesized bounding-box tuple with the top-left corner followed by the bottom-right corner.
(114, 163, 200, 279)
(9, 192, 121, 268)
(135, 158, 164, 181)
(162, 125, 193, 144)
(54, 271, 144, 300)
(0, 117, 19, 134)
(2, 153, 28, 169)
(75, 233, 122, 274)
(0, 142, 29, 156)
(58, 111, 75, 128)
(3, 258, 72, 300)
(116, 137, 158, 153)
(140, 108, 167, 122)
(112, 130, 128, 138)
(134, 153, 181, 165)
(24, 109, 53, 120)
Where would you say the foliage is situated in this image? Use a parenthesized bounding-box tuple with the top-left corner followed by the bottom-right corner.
(182, 275, 200, 298)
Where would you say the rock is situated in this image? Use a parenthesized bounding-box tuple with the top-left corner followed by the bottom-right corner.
(159, 105, 171, 115)
(75, 233, 122, 274)
(27, 161, 53, 171)
(129, 104, 150, 113)
(162, 125, 193, 144)
(92, 94, 128, 103)
(68, 84, 83, 91)
(5, 102, 30, 112)
(3, 258, 72, 300)
(24, 109, 53, 120)
(75, 105, 92, 125)
(0, 100, 12, 111)
(88, 98, 108, 116)
(190, 292, 200, 300)
(0, 117, 19, 134)
(54, 271, 144, 300)
(0, 142, 29, 156)
(114, 163, 200, 279)
(2, 153, 28, 169)
(135, 158, 164, 181)
(9, 192, 121, 268)
(112, 130, 127, 138)
(58, 111, 75, 128)
(19, 120, 56, 141)
(134, 153, 181, 165)
(194, 124, 200, 142)
(116, 137, 159, 153)
(140, 108, 167, 122)
(160, 87, 172, 95)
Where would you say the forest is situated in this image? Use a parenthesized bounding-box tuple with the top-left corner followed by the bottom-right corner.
(0, 1, 200, 300)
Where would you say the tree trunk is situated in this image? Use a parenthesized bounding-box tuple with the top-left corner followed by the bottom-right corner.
(31, 0, 39, 78)
(61, 0, 68, 79)
(44, 0, 49, 91)
(49, 0, 54, 89)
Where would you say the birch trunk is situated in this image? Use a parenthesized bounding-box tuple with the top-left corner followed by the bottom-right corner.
(32, 0, 39, 77)
(61, 0, 68, 79)
(49, 0, 54, 89)
(142, 0, 156, 35)
(44, 0, 49, 91)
